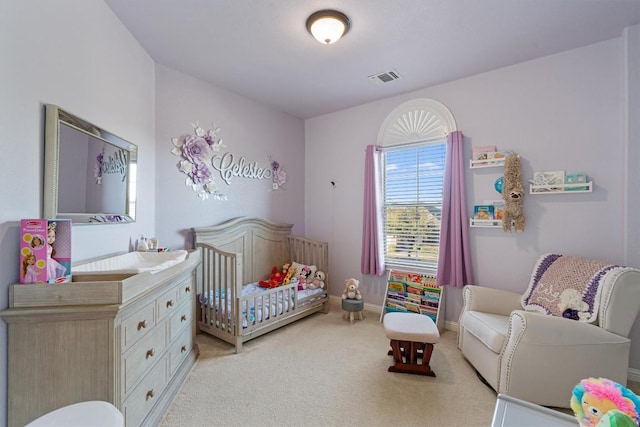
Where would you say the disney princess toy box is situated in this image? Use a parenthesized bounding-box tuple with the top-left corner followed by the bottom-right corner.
(20, 219, 72, 284)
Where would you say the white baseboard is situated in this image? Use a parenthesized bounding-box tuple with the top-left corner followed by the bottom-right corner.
(628, 368, 640, 383)
(444, 319, 459, 332)
(330, 295, 385, 320)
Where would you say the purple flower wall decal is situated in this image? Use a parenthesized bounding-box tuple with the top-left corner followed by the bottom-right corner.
(171, 120, 226, 200)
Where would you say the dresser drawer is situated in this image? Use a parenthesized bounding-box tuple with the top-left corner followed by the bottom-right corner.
(122, 322, 167, 395)
(169, 299, 193, 342)
(176, 277, 194, 303)
(122, 301, 155, 350)
(122, 356, 168, 427)
(168, 329, 194, 375)
(156, 287, 178, 321)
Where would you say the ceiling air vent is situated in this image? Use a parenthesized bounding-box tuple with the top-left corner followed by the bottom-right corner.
(368, 69, 402, 85)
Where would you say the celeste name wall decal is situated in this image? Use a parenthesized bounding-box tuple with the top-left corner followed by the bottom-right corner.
(171, 120, 287, 200)
(212, 152, 273, 185)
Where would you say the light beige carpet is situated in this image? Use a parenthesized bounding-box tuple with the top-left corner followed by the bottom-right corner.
(160, 306, 509, 426)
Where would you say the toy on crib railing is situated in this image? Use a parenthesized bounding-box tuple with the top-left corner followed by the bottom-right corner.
(570, 377, 640, 427)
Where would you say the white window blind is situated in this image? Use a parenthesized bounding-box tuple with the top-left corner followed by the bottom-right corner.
(383, 141, 446, 271)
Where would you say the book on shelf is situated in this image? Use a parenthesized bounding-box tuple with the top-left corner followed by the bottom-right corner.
(472, 145, 496, 161)
(405, 302, 421, 313)
(492, 201, 504, 220)
(565, 173, 588, 191)
(420, 310, 437, 322)
(485, 151, 506, 165)
(388, 281, 405, 292)
(387, 292, 406, 302)
(531, 170, 566, 192)
(473, 205, 495, 220)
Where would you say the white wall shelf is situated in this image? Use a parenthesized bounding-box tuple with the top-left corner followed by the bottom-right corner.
(469, 218, 504, 228)
(529, 181, 593, 194)
(469, 158, 505, 169)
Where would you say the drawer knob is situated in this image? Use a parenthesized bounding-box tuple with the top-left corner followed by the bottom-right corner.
(166, 300, 174, 308)
(137, 320, 147, 331)
(145, 348, 155, 359)
(181, 314, 187, 322)
(185, 286, 191, 293)
(181, 345, 187, 353)
(146, 389, 155, 400)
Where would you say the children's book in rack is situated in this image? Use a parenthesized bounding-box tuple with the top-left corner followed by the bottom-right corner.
(379, 269, 444, 332)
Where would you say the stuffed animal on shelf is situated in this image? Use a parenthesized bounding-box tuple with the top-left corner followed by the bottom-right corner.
(570, 377, 640, 427)
(502, 153, 525, 233)
(342, 277, 361, 300)
(306, 271, 325, 290)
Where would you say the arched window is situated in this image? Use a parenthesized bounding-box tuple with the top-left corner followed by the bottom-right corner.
(378, 99, 457, 271)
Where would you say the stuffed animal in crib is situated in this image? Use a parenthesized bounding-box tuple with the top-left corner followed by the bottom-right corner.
(297, 265, 312, 290)
(502, 153, 525, 233)
(570, 377, 640, 427)
(259, 266, 285, 289)
(283, 265, 297, 285)
(282, 263, 291, 275)
(342, 277, 361, 300)
(306, 270, 325, 290)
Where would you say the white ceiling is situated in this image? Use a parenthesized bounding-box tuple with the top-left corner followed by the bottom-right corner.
(104, 0, 640, 120)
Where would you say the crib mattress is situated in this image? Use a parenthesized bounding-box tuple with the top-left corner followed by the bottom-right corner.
(199, 282, 324, 327)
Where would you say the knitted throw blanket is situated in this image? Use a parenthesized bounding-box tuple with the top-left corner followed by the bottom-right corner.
(521, 254, 620, 322)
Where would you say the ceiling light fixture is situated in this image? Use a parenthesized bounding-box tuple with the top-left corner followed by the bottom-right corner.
(306, 10, 350, 45)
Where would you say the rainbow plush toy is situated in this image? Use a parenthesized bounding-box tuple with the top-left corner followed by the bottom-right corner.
(571, 378, 640, 427)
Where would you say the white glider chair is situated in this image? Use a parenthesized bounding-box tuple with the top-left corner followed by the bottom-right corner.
(458, 253, 640, 408)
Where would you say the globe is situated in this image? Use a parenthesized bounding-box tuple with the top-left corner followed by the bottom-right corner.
(495, 177, 504, 194)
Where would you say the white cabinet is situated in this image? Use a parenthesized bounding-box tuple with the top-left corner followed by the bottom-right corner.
(0, 251, 200, 427)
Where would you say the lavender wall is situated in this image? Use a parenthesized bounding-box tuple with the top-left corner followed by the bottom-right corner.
(305, 35, 640, 370)
(0, 1, 155, 423)
(154, 65, 306, 250)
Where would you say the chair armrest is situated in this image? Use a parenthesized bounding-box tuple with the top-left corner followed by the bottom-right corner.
(507, 310, 628, 345)
(462, 285, 522, 316)
(600, 268, 640, 337)
(499, 310, 630, 407)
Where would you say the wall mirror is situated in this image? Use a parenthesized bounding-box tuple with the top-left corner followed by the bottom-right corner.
(43, 104, 137, 224)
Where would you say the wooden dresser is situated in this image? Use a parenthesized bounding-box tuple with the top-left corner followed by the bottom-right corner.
(0, 250, 200, 427)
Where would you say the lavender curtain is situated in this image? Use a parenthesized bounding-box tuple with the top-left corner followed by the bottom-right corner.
(361, 145, 385, 276)
(436, 131, 474, 288)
